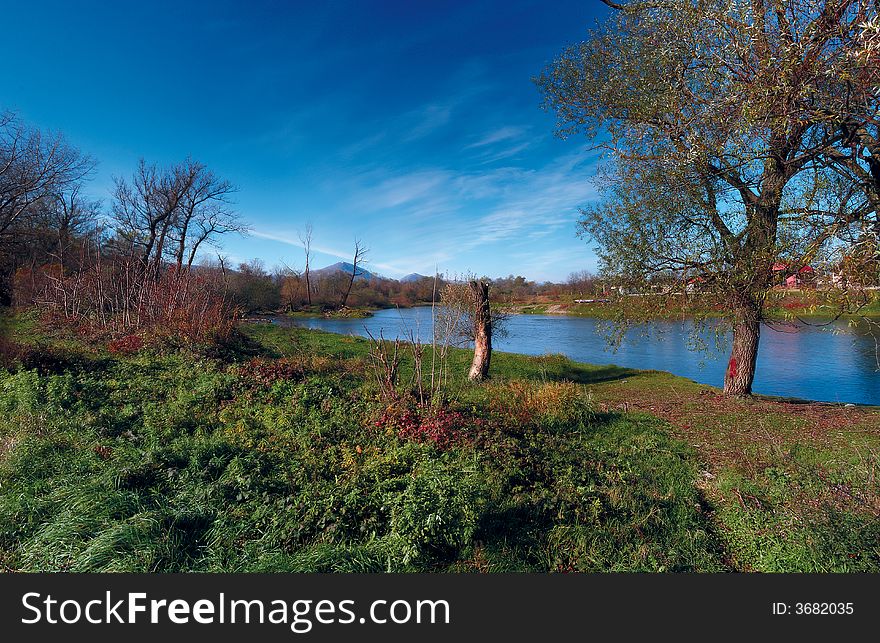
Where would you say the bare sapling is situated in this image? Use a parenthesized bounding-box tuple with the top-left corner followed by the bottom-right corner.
(365, 328, 402, 401)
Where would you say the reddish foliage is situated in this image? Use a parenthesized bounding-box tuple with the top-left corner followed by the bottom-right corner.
(374, 404, 472, 449)
(781, 297, 810, 310)
(22, 260, 237, 346)
(12, 265, 61, 308)
(107, 335, 143, 355)
(237, 357, 306, 387)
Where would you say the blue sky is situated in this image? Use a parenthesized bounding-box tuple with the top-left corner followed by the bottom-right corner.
(1, 0, 607, 281)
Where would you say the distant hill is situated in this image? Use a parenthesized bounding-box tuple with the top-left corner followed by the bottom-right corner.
(312, 262, 379, 281)
(399, 273, 430, 283)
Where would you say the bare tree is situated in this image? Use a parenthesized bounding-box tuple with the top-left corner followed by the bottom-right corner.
(111, 158, 242, 275)
(172, 159, 241, 271)
(44, 185, 101, 270)
(0, 112, 93, 237)
(567, 270, 597, 296)
(275, 262, 302, 312)
(111, 160, 185, 272)
(0, 111, 94, 304)
(299, 223, 313, 306)
(340, 240, 368, 308)
(435, 277, 506, 383)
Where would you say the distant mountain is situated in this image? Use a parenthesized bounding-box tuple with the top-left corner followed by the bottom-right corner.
(399, 273, 430, 283)
(312, 262, 379, 281)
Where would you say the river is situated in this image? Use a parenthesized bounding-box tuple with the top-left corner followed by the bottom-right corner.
(270, 307, 880, 406)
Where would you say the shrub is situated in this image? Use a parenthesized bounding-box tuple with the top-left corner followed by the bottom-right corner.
(390, 462, 483, 565)
(107, 335, 143, 355)
(28, 261, 237, 346)
(486, 380, 593, 430)
(373, 403, 473, 449)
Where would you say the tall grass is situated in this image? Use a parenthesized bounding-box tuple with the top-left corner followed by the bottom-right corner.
(0, 327, 725, 572)
(1, 320, 876, 572)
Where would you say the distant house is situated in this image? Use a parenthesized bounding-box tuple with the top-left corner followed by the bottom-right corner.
(772, 263, 815, 289)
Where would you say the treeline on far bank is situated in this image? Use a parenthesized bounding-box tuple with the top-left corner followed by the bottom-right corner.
(221, 264, 606, 315)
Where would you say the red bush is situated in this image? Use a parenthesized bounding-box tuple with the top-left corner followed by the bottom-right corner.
(237, 357, 305, 387)
(782, 297, 809, 310)
(107, 335, 143, 355)
(23, 259, 237, 346)
(374, 404, 471, 449)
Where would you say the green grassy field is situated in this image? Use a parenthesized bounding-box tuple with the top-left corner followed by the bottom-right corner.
(0, 314, 877, 572)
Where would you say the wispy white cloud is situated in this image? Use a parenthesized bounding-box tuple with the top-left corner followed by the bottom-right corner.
(364, 170, 452, 210)
(462, 125, 539, 164)
(250, 229, 351, 261)
(316, 146, 599, 277)
(466, 125, 527, 148)
(225, 61, 598, 280)
(337, 131, 388, 159)
(475, 141, 532, 164)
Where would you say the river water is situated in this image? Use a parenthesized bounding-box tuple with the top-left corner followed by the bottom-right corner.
(271, 307, 880, 406)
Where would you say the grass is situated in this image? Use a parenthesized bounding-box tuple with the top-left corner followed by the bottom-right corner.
(503, 302, 621, 319)
(0, 312, 878, 572)
(506, 290, 880, 321)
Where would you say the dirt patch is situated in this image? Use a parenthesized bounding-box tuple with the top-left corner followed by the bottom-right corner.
(591, 377, 880, 475)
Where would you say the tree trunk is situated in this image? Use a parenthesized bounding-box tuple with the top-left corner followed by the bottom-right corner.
(176, 217, 191, 271)
(723, 306, 760, 397)
(0, 266, 12, 307)
(304, 266, 311, 306)
(468, 280, 492, 381)
(721, 194, 777, 397)
(341, 271, 355, 308)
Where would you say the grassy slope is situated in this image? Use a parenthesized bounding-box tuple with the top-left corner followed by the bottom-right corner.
(1, 315, 878, 572)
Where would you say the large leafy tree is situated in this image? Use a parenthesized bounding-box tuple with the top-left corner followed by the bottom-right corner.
(537, 0, 878, 396)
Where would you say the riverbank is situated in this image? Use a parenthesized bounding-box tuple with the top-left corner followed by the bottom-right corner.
(502, 291, 880, 321)
(273, 306, 377, 319)
(1, 312, 877, 571)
